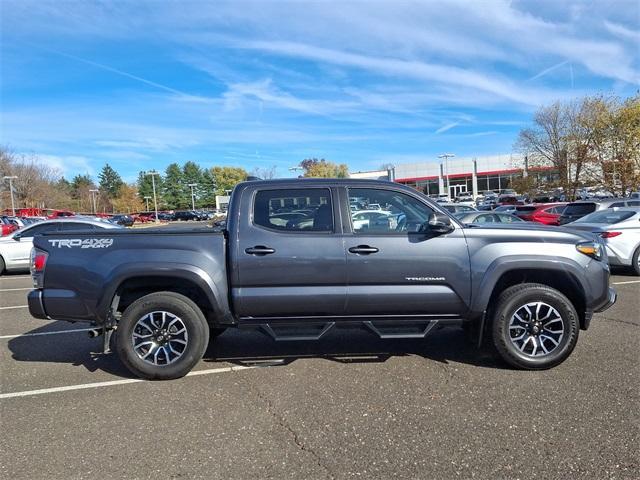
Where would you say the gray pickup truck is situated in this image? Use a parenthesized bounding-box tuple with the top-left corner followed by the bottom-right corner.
(28, 179, 616, 379)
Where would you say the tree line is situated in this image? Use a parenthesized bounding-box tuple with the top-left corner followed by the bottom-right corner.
(1, 149, 351, 214)
(517, 93, 639, 197)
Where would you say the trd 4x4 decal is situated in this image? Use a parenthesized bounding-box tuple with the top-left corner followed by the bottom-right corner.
(48, 238, 114, 249)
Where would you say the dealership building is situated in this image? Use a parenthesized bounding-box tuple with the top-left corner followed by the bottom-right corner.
(350, 154, 557, 198)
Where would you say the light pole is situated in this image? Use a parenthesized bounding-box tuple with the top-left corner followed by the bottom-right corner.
(144, 196, 151, 211)
(3, 176, 18, 216)
(145, 170, 160, 223)
(187, 183, 198, 210)
(89, 189, 99, 214)
(438, 153, 455, 198)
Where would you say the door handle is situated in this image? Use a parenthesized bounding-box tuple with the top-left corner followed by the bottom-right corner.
(245, 245, 276, 255)
(348, 245, 379, 255)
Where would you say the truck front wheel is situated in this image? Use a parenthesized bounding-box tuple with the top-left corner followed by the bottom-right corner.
(115, 292, 209, 380)
(492, 283, 579, 370)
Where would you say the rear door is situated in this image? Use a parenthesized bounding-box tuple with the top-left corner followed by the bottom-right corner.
(232, 187, 347, 318)
(343, 187, 471, 316)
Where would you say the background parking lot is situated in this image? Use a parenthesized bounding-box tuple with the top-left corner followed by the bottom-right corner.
(1, 271, 638, 479)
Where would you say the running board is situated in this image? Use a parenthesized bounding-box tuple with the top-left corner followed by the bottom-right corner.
(364, 320, 439, 339)
(236, 318, 456, 341)
(260, 322, 335, 341)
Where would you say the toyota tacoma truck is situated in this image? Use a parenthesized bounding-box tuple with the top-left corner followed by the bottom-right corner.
(27, 179, 616, 379)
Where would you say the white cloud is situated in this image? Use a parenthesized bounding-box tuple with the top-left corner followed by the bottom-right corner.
(37, 154, 94, 177)
(435, 122, 460, 134)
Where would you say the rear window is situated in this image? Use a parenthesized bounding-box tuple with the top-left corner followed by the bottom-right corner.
(253, 189, 333, 232)
(563, 203, 596, 215)
(515, 206, 536, 212)
(546, 206, 565, 214)
(574, 210, 636, 224)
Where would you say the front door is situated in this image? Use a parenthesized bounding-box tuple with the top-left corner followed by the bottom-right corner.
(232, 187, 347, 318)
(344, 187, 471, 316)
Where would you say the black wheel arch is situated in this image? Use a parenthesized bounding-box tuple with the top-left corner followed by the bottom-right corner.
(97, 266, 234, 328)
(477, 266, 587, 330)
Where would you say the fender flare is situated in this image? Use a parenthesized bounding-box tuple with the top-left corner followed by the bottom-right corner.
(469, 255, 587, 315)
(95, 262, 230, 324)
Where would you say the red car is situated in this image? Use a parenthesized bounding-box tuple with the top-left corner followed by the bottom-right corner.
(47, 210, 75, 219)
(515, 203, 567, 225)
(1, 217, 19, 236)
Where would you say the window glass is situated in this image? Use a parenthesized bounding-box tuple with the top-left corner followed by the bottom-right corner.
(564, 203, 596, 215)
(348, 188, 433, 234)
(497, 214, 522, 223)
(610, 202, 625, 208)
(574, 210, 635, 224)
(627, 201, 640, 206)
(19, 223, 60, 238)
(253, 189, 333, 232)
(474, 214, 495, 223)
(59, 222, 97, 231)
(547, 206, 564, 214)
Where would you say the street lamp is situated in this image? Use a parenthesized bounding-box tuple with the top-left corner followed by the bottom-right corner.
(143, 196, 151, 211)
(2, 176, 18, 216)
(89, 189, 99, 214)
(145, 170, 160, 223)
(187, 183, 198, 210)
(438, 153, 455, 198)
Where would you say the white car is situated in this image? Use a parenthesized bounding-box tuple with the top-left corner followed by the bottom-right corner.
(565, 208, 640, 275)
(351, 210, 392, 231)
(0, 218, 122, 275)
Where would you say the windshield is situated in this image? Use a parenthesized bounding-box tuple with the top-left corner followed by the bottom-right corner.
(574, 210, 636, 224)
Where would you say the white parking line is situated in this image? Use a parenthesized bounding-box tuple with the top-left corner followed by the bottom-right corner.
(0, 328, 93, 340)
(0, 305, 28, 310)
(0, 288, 32, 292)
(0, 365, 254, 399)
(612, 280, 640, 285)
(0, 276, 31, 280)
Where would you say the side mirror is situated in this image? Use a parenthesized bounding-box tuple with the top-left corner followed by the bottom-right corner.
(426, 212, 454, 234)
(13, 233, 21, 241)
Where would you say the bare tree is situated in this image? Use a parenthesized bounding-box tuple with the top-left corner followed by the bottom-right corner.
(250, 165, 277, 179)
(0, 148, 64, 210)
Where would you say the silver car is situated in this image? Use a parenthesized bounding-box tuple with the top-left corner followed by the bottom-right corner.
(0, 218, 122, 275)
(565, 208, 640, 275)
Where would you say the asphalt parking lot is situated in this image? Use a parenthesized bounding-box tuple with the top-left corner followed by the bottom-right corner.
(1, 270, 638, 480)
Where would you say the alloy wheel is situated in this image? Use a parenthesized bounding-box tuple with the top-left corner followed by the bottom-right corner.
(508, 302, 564, 357)
(131, 311, 189, 365)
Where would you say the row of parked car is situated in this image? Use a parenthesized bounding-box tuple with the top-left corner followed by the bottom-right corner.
(434, 198, 640, 275)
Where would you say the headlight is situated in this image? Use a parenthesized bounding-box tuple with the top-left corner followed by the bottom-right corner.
(576, 241, 602, 261)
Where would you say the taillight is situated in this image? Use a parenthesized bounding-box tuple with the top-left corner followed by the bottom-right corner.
(30, 248, 48, 288)
(599, 232, 622, 238)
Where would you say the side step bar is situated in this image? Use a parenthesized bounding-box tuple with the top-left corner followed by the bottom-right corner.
(238, 319, 453, 341)
(364, 320, 439, 339)
(260, 322, 335, 341)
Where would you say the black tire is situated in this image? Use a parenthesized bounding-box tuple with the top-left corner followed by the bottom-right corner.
(492, 283, 579, 370)
(115, 292, 209, 380)
(0, 255, 5, 276)
(632, 246, 640, 276)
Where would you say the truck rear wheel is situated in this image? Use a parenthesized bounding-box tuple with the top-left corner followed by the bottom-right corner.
(115, 292, 209, 380)
(492, 283, 579, 370)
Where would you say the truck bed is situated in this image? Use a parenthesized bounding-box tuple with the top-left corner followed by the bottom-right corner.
(31, 229, 229, 324)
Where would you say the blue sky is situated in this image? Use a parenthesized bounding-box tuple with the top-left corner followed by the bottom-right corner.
(1, 0, 638, 182)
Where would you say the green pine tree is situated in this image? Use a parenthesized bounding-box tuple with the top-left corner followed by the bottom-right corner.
(182, 161, 204, 209)
(136, 171, 163, 211)
(98, 163, 124, 198)
(163, 163, 187, 209)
